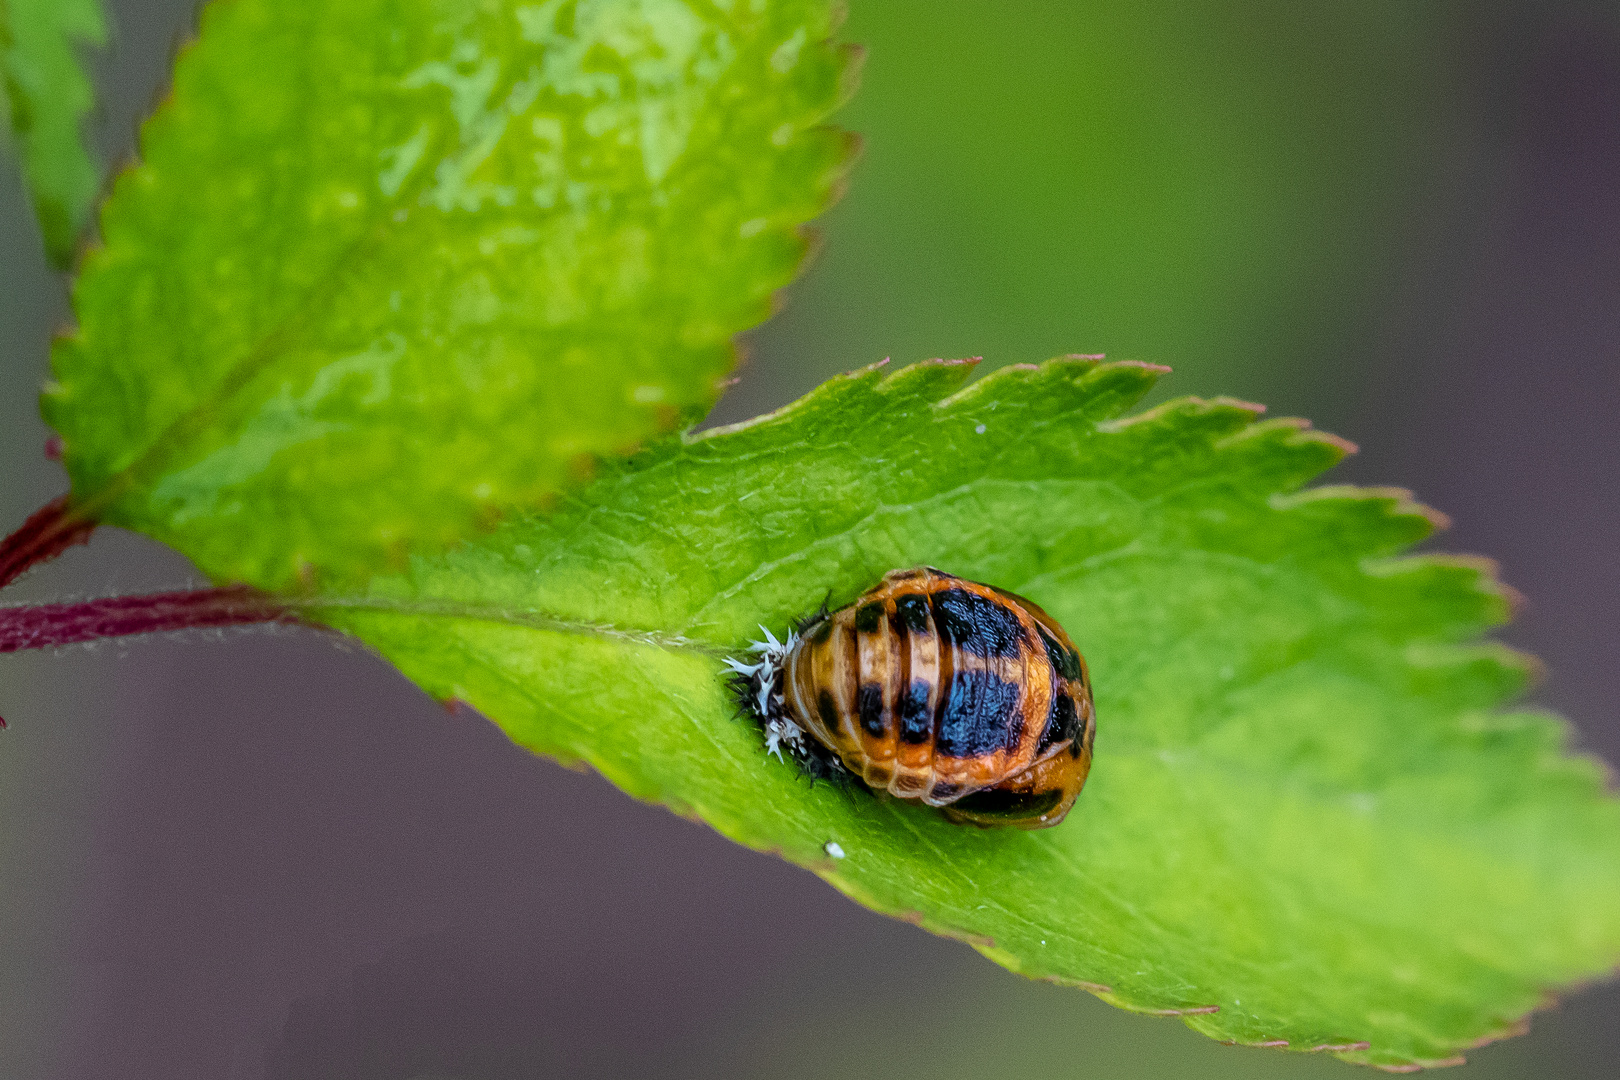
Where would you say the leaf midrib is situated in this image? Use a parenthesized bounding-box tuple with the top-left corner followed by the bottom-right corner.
(308, 592, 722, 654)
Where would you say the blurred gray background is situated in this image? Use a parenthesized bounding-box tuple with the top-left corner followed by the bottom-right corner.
(2, 1, 1618, 1077)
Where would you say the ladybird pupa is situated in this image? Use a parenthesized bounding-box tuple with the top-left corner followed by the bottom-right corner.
(731, 567, 1095, 829)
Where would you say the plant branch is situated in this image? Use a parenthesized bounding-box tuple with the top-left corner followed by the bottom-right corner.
(0, 585, 301, 654)
(0, 495, 97, 592)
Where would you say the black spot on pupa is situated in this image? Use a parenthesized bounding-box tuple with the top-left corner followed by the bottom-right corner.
(817, 690, 841, 736)
(929, 781, 964, 802)
(1071, 712, 1091, 757)
(899, 679, 932, 744)
(1036, 623, 1082, 682)
(854, 602, 885, 634)
(857, 683, 886, 737)
(935, 669, 1023, 758)
(930, 588, 1028, 659)
(1036, 691, 1081, 756)
(893, 593, 930, 635)
(887, 610, 909, 646)
(948, 787, 1064, 821)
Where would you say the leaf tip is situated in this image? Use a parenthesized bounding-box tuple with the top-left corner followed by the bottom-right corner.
(1316, 431, 1360, 456)
(1465, 1016, 1531, 1050)
(1210, 396, 1267, 416)
(1117, 360, 1173, 375)
(1376, 1057, 1468, 1072)
(836, 40, 868, 102)
(1401, 493, 1450, 531)
(880, 356, 980, 401)
(1438, 553, 1526, 614)
(1340, 485, 1451, 530)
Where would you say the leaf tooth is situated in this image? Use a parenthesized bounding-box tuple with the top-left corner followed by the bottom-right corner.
(833, 43, 868, 108)
(1405, 640, 1544, 707)
(803, 125, 864, 212)
(1095, 393, 1261, 441)
(1212, 395, 1268, 414)
(1219, 414, 1315, 454)
(1271, 485, 1444, 556)
(1048, 975, 1222, 1019)
(1309, 1040, 1372, 1052)
(692, 358, 892, 441)
(932, 354, 1110, 415)
(1275, 484, 1446, 529)
(1201, 419, 1357, 506)
(1070, 359, 1170, 420)
(876, 356, 980, 402)
(1375, 1055, 1469, 1072)
(1362, 552, 1522, 629)
(932, 359, 1036, 409)
(1463, 1015, 1531, 1049)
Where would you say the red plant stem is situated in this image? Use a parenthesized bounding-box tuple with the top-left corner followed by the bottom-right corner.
(0, 585, 301, 655)
(0, 495, 97, 592)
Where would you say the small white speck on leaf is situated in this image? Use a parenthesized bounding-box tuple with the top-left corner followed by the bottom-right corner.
(974, 423, 987, 434)
(824, 842, 845, 859)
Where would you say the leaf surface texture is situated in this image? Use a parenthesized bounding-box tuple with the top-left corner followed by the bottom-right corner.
(44, 0, 854, 587)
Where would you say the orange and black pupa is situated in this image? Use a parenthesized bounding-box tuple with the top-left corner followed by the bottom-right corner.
(727, 567, 1095, 829)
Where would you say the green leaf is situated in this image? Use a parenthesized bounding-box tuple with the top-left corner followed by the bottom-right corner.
(42, 0, 855, 589)
(0, 0, 106, 266)
(314, 357, 1620, 1070)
